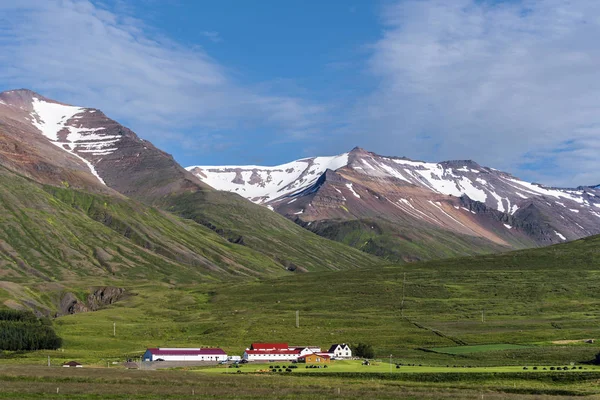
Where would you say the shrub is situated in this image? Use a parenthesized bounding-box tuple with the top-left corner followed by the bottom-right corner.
(285, 368, 292, 372)
(352, 343, 375, 359)
(396, 365, 400, 369)
(324, 365, 328, 368)
(523, 367, 528, 370)
(533, 367, 538, 370)
(550, 367, 556, 370)
(278, 369, 282, 372)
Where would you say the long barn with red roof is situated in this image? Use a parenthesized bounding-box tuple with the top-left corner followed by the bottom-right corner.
(243, 342, 322, 362)
(143, 348, 227, 362)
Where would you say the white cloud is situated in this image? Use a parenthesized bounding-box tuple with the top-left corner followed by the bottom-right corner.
(355, 0, 600, 186)
(0, 0, 324, 151)
(201, 31, 222, 43)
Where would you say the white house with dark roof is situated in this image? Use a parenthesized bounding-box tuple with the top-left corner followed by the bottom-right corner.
(328, 343, 352, 358)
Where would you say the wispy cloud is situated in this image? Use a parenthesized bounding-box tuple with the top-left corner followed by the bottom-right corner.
(201, 31, 222, 43)
(353, 0, 600, 186)
(0, 0, 325, 154)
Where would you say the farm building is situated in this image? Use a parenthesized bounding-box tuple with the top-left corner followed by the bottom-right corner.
(242, 343, 322, 362)
(143, 348, 227, 362)
(298, 353, 330, 364)
(328, 343, 352, 358)
(62, 361, 82, 368)
(243, 343, 300, 361)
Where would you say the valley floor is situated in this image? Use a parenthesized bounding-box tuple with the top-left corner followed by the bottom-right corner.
(1, 364, 600, 399)
(3, 237, 600, 398)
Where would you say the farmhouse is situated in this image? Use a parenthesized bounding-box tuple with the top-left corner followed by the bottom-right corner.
(143, 348, 227, 362)
(298, 353, 330, 364)
(328, 343, 352, 358)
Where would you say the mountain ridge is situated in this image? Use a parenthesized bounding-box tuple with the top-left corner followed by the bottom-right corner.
(0, 89, 383, 288)
(187, 146, 600, 261)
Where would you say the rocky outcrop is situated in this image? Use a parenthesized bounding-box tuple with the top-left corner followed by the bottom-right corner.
(58, 286, 126, 316)
(87, 286, 126, 311)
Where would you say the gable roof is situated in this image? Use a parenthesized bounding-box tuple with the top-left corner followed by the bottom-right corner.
(147, 348, 226, 356)
(62, 361, 82, 366)
(250, 342, 288, 351)
(328, 343, 350, 352)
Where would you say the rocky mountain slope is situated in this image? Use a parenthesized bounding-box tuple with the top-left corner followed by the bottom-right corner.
(0, 89, 382, 297)
(188, 147, 600, 261)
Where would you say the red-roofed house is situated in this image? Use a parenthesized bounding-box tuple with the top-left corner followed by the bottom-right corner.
(243, 343, 324, 362)
(143, 348, 227, 362)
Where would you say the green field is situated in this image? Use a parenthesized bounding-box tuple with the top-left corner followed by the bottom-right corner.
(430, 344, 530, 355)
(4, 204, 600, 396)
(4, 235, 600, 370)
(197, 360, 597, 374)
(1, 364, 600, 399)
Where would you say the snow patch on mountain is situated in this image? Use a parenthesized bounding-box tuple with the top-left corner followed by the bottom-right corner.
(346, 183, 360, 199)
(187, 153, 349, 203)
(29, 97, 112, 184)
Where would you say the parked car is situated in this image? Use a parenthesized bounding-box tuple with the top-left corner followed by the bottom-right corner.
(240, 359, 248, 364)
(218, 360, 228, 364)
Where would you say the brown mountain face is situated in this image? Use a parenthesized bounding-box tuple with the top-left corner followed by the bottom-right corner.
(0, 89, 382, 274)
(0, 89, 210, 201)
(189, 147, 600, 262)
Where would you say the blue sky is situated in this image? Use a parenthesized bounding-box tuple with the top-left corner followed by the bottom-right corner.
(1, 0, 600, 186)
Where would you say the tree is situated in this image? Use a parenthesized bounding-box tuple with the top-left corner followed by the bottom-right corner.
(353, 343, 375, 359)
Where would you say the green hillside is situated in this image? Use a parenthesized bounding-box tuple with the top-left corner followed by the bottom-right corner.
(6, 234, 600, 369)
(160, 190, 384, 272)
(305, 217, 519, 262)
(0, 165, 382, 313)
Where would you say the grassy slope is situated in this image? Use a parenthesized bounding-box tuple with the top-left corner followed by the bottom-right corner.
(0, 165, 382, 314)
(305, 217, 516, 262)
(0, 166, 287, 293)
(161, 190, 383, 272)
(7, 234, 600, 369)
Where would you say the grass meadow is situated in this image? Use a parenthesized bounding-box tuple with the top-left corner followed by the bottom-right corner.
(4, 235, 600, 397)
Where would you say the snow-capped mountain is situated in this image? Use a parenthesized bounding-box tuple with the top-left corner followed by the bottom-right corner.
(187, 147, 600, 252)
(0, 89, 206, 198)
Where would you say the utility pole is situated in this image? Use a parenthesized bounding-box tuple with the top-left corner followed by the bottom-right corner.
(48, 355, 50, 367)
(296, 310, 299, 328)
(400, 273, 406, 317)
(481, 309, 485, 323)
(390, 354, 393, 373)
(113, 322, 116, 336)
